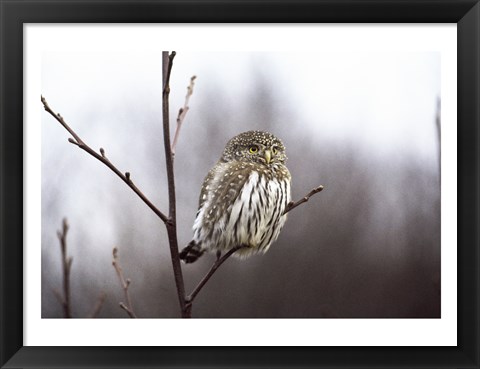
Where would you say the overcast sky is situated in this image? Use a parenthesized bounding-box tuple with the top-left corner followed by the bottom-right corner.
(42, 51, 440, 161)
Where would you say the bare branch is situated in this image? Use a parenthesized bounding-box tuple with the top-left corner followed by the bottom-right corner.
(54, 219, 109, 318)
(88, 292, 106, 318)
(41, 95, 169, 224)
(119, 302, 136, 318)
(284, 185, 324, 215)
(171, 75, 197, 156)
(56, 218, 72, 318)
(41, 99, 85, 145)
(162, 51, 188, 317)
(112, 247, 137, 318)
(186, 245, 247, 305)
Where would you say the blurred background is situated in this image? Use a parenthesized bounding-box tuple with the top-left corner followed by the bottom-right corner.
(41, 51, 440, 318)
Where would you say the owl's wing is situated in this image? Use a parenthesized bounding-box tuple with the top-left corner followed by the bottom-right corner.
(198, 166, 217, 210)
(198, 161, 252, 220)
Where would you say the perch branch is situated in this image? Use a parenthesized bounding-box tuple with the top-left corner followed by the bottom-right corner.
(186, 245, 247, 305)
(88, 292, 106, 318)
(162, 51, 188, 317)
(171, 75, 197, 157)
(112, 248, 136, 318)
(284, 185, 324, 215)
(41, 96, 168, 224)
(55, 218, 72, 318)
(186, 183, 325, 312)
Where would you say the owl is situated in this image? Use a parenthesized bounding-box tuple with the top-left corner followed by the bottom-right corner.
(179, 130, 292, 263)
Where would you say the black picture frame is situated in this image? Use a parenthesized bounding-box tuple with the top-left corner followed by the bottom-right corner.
(1, 1, 478, 368)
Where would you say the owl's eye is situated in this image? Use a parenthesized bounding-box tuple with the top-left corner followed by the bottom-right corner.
(272, 146, 278, 155)
(249, 145, 259, 154)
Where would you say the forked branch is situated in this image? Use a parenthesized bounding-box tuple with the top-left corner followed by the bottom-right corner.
(53, 219, 107, 318)
(43, 52, 324, 319)
(112, 247, 136, 318)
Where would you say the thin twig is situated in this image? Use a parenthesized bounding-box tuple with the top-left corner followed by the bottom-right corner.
(162, 51, 188, 317)
(171, 75, 196, 157)
(283, 185, 324, 215)
(41, 96, 169, 224)
(186, 245, 247, 305)
(112, 248, 137, 318)
(119, 302, 135, 318)
(56, 218, 72, 318)
(88, 292, 106, 318)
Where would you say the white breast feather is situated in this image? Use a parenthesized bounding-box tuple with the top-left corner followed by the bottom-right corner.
(193, 169, 291, 256)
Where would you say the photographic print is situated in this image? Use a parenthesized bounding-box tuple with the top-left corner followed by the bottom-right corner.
(41, 50, 441, 319)
(2, 0, 478, 365)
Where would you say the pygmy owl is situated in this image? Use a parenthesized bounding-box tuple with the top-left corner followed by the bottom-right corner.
(179, 130, 292, 263)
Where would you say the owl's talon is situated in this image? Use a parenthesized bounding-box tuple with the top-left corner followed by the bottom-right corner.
(179, 240, 204, 263)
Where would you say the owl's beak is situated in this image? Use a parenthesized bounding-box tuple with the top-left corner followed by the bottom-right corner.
(264, 150, 272, 164)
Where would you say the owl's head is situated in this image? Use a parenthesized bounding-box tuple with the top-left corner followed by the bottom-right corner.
(221, 130, 287, 165)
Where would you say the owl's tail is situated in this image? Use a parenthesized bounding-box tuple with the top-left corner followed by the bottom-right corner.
(179, 240, 205, 263)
